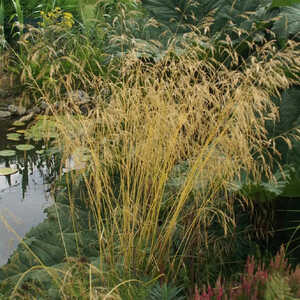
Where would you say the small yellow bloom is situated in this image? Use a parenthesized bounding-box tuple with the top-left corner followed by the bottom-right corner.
(63, 12, 73, 19)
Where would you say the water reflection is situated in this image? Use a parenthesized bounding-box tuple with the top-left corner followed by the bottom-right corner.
(1, 150, 55, 197)
(0, 119, 60, 266)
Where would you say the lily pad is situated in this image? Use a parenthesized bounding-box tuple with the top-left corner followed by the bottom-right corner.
(24, 116, 57, 141)
(6, 133, 21, 141)
(0, 167, 18, 176)
(0, 150, 16, 157)
(7, 137, 20, 142)
(16, 144, 35, 151)
(35, 150, 45, 155)
(12, 121, 25, 127)
(7, 133, 21, 138)
(16, 130, 25, 134)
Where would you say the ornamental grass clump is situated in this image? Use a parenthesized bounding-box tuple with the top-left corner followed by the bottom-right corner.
(4, 13, 300, 296)
(48, 31, 300, 286)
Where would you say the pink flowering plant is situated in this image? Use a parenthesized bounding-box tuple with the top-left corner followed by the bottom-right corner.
(192, 246, 300, 300)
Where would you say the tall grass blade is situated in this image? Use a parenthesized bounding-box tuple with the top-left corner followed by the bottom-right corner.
(0, 0, 6, 50)
(11, 0, 23, 36)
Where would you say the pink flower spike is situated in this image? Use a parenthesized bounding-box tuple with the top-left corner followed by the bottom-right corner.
(207, 285, 213, 297)
(194, 286, 200, 300)
(217, 287, 223, 300)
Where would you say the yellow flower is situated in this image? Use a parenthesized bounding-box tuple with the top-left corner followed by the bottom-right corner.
(63, 12, 73, 19)
(63, 18, 74, 28)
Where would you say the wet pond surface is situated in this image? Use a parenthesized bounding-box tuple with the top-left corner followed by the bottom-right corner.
(0, 119, 58, 266)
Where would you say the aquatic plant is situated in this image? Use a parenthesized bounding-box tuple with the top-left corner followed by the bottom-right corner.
(0, 150, 16, 157)
(0, 167, 17, 175)
(15, 144, 35, 151)
(6, 133, 21, 141)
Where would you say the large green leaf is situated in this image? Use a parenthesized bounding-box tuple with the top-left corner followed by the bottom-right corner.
(141, 0, 267, 34)
(265, 87, 300, 198)
(272, 0, 300, 7)
(138, 0, 299, 61)
(229, 167, 292, 202)
(0, 185, 99, 296)
(273, 88, 300, 162)
(272, 3, 300, 41)
(229, 87, 300, 200)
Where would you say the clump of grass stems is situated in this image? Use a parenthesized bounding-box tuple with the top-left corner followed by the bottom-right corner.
(51, 38, 299, 277)
(9, 20, 300, 298)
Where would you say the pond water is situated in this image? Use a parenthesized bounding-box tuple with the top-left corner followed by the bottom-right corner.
(0, 119, 58, 266)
